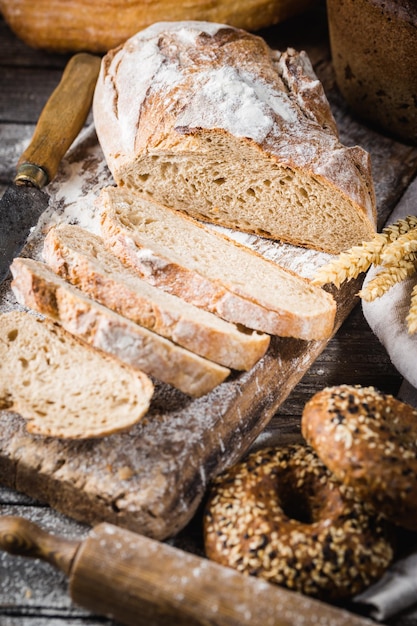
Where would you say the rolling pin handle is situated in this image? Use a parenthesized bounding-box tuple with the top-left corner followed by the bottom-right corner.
(0, 515, 80, 576)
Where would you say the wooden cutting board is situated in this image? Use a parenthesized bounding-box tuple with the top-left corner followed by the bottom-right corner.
(0, 44, 417, 541)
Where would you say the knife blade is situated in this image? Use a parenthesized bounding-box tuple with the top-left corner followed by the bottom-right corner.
(0, 52, 101, 284)
(397, 378, 417, 408)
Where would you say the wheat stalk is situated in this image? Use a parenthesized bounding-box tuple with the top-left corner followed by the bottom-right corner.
(380, 230, 417, 265)
(312, 215, 417, 288)
(312, 239, 382, 287)
(359, 255, 417, 302)
(312, 215, 417, 334)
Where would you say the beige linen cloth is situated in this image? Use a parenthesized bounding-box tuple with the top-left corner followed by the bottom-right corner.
(362, 261, 417, 390)
(361, 175, 417, 389)
(355, 178, 417, 621)
(353, 548, 417, 621)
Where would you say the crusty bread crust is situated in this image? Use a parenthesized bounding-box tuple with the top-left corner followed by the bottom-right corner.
(302, 385, 417, 531)
(98, 186, 337, 341)
(0, 311, 154, 439)
(42, 224, 270, 371)
(93, 21, 377, 254)
(11, 258, 230, 398)
(204, 444, 393, 599)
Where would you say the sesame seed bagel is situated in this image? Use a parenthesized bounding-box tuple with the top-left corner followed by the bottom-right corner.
(203, 444, 394, 600)
(302, 384, 417, 531)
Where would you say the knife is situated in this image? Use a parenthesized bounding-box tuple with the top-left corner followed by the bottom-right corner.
(397, 378, 417, 408)
(0, 516, 373, 626)
(0, 53, 101, 283)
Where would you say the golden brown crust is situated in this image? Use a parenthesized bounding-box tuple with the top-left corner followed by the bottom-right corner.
(328, 0, 417, 144)
(204, 444, 394, 600)
(0, 0, 317, 53)
(10, 257, 231, 397)
(98, 186, 337, 340)
(301, 384, 417, 530)
(93, 22, 376, 254)
(41, 225, 270, 371)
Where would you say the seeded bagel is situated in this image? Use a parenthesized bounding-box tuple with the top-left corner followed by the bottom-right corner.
(204, 444, 394, 600)
(302, 384, 417, 531)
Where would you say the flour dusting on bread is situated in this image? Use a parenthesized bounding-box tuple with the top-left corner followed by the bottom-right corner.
(93, 21, 377, 253)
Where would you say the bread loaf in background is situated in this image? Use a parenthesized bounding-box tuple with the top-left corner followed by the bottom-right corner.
(93, 21, 377, 254)
(0, 0, 317, 53)
(327, 0, 417, 145)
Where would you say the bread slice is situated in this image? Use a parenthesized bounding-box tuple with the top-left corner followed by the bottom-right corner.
(0, 310, 154, 439)
(42, 224, 270, 371)
(93, 21, 377, 254)
(10, 258, 230, 397)
(98, 186, 337, 341)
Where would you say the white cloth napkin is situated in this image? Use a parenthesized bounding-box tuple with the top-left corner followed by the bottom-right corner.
(353, 549, 417, 621)
(362, 176, 417, 389)
(357, 177, 417, 620)
(362, 271, 417, 388)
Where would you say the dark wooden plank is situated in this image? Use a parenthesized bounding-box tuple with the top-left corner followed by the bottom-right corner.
(265, 303, 403, 442)
(0, 609, 110, 626)
(0, 18, 70, 67)
(0, 505, 97, 623)
(0, 68, 71, 124)
(0, 486, 40, 505)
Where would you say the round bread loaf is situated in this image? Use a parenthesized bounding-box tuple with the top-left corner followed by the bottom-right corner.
(302, 384, 417, 531)
(0, 0, 317, 53)
(204, 444, 394, 600)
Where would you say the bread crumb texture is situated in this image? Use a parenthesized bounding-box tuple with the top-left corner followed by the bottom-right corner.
(10, 258, 230, 398)
(98, 185, 337, 340)
(0, 311, 153, 439)
(41, 224, 270, 371)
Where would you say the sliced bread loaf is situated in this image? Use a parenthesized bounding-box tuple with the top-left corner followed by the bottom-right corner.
(98, 186, 337, 341)
(10, 258, 230, 397)
(0, 310, 154, 439)
(42, 224, 270, 371)
(93, 21, 377, 254)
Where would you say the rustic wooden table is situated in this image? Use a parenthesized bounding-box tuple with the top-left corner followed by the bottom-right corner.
(1, 3, 417, 625)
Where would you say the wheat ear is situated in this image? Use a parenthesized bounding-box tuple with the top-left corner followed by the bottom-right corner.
(380, 229, 417, 265)
(312, 215, 417, 288)
(383, 215, 417, 239)
(312, 238, 383, 287)
(359, 256, 417, 301)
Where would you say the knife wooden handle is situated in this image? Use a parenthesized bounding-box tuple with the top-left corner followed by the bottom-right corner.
(16, 53, 101, 188)
(0, 517, 374, 626)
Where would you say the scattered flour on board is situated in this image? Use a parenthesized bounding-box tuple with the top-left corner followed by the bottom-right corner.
(0, 120, 336, 542)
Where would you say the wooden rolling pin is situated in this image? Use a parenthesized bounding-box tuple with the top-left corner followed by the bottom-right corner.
(0, 515, 374, 626)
